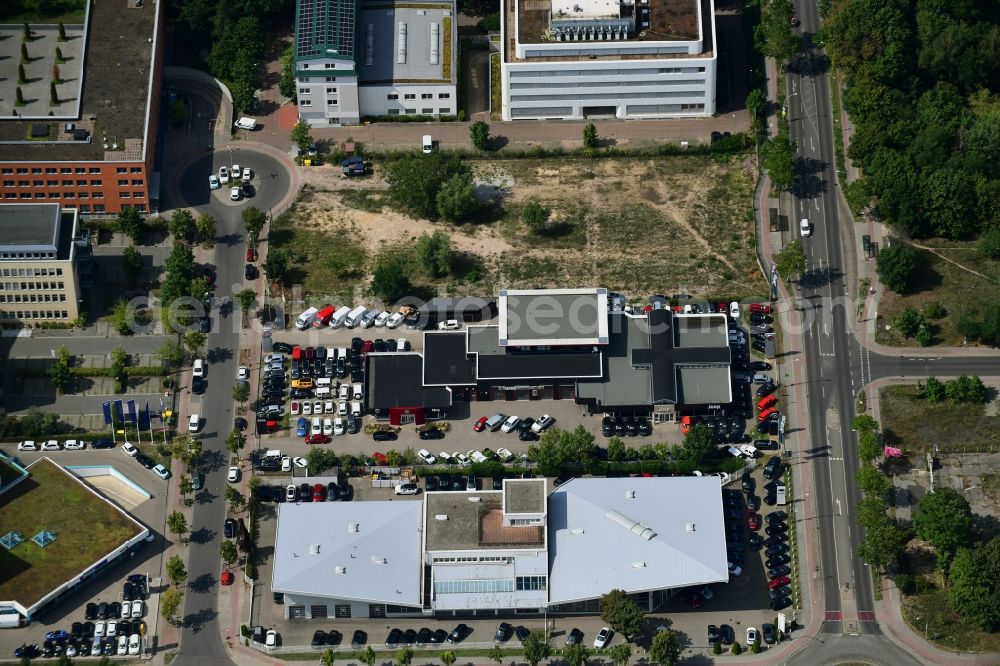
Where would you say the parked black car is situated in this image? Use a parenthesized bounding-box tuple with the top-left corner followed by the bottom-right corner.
(602, 417, 614, 436)
(447, 624, 468, 644)
(373, 431, 398, 442)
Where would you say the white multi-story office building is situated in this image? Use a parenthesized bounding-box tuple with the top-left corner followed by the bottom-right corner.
(294, 0, 458, 126)
(500, 0, 717, 120)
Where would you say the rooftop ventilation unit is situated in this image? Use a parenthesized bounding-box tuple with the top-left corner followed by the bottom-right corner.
(371, 556, 387, 564)
(349, 523, 360, 533)
(625, 490, 636, 499)
(434, 514, 449, 521)
(397, 22, 407, 64)
(686, 523, 696, 532)
(570, 528, 585, 535)
(632, 561, 646, 568)
(430, 23, 440, 65)
(335, 566, 346, 574)
(309, 544, 320, 555)
(365, 25, 374, 66)
(606, 510, 657, 540)
(467, 496, 481, 502)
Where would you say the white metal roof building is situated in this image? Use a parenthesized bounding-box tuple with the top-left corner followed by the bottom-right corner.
(547, 477, 728, 610)
(269, 477, 726, 619)
(270, 500, 424, 619)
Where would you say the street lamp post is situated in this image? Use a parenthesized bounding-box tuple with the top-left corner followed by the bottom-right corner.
(782, 92, 799, 119)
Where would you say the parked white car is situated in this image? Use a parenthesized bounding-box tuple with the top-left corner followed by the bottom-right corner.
(500, 415, 521, 433)
(453, 452, 470, 466)
(242, 167, 252, 182)
(532, 414, 555, 432)
(209, 174, 220, 190)
(385, 312, 405, 329)
(311, 417, 321, 435)
(41, 440, 61, 451)
(237, 366, 249, 381)
(130, 600, 144, 618)
(128, 633, 141, 655)
(17, 440, 37, 451)
(218, 166, 230, 184)
(334, 417, 345, 436)
(192, 359, 205, 378)
(153, 464, 171, 480)
(468, 449, 488, 463)
(228, 466, 240, 483)
(322, 418, 333, 436)
(188, 413, 201, 433)
(122, 442, 138, 457)
(730, 301, 741, 318)
(63, 439, 86, 450)
(496, 447, 514, 462)
(417, 449, 437, 464)
(800, 218, 812, 237)
(374, 311, 390, 327)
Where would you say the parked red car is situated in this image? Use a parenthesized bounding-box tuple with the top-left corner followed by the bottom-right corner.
(312, 484, 326, 502)
(747, 512, 761, 530)
(472, 416, 488, 432)
(363, 340, 374, 353)
(749, 303, 772, 314)
(757, 395, 778, 411)
(220, 570, 234, 586)
(292, 346, 302, 360)
(768, 575, 791, 589)
(758, 406, 778, 422)
(716, 302, 728, 313)
(305, 434, 331, 445)
(246, 247, 257, 263)
(372, 452, 389, 465)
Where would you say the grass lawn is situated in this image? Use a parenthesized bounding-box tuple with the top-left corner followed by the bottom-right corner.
(878, 385, 1000, 454)
(0, 458, 142, 608)
(901, 587, 999, 653)
(875, 245, 1000, 347)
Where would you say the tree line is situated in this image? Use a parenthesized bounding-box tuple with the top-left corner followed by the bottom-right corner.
(822, 0, 1000, 240)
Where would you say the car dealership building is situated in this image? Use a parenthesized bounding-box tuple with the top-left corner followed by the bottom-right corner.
(365, 288, 733, 425)
(270, 476, 728, 619)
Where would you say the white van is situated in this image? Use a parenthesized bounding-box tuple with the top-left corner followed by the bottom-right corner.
(360, 310, 379, 328)
(352, 382, 363, 400)
(339, 383, 350, 400)
(234, 117, 257, 131)
(316, 377, 333, 388)
(752, 373, 771, 384)
(350, 401, 361, 416)
(329, 305, 351, 328)
(337, 347, 348, 361)
(295, 307, 319, 330)
(315, 386, 332, 398)
(422, 135, 433, 153)
(345, 306, 367, 328)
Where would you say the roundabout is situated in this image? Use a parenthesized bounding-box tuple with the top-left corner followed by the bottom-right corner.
(173, 146, 293, 221)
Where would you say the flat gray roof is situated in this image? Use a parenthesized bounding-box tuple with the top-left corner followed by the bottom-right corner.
(675, 314, 729, 348)
(576, 313, 653, 408)
(358, 2, 455, 84)
(499, 288, 609, 346)
(0, 204, 61, 252)
(503, 478, 546, 514)
(271, 500, 422, 606)
(676, 366, 732, 405)
(468, 325, 603, 380)
(547, 477, 728, 604)
(425, 491, 545, 552)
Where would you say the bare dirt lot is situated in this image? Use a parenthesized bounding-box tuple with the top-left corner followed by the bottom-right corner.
(284, 153, 763, 303)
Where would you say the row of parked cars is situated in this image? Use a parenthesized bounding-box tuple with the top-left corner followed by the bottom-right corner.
(120, 442, 171, 480)
(601, 415, 652, 438)
(472, 413, 555, 441)
(17, 439, 114, 451)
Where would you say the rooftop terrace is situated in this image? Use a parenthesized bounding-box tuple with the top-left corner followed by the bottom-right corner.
(425, 492, 545, 551)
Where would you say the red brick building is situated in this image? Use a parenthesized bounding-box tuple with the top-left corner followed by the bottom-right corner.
(0, 0, 166, 216)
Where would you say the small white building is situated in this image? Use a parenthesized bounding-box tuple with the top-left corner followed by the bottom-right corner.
(294, 0, 458, 126)
(500, 0, 718, 120)
(270, 476, 727, 618)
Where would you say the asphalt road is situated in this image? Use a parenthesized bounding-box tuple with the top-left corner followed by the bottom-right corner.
(175, 149, 291, 222)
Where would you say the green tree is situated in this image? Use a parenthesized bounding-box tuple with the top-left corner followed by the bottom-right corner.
(17, 63, 26, 84)
(167, 511, 188, 540)
(601, 589, 644, 638)
(236, 288, 257, 318)
(439, 650, 457, 666)
(487, 644, 504, 665)
(196, 213, 216, 244)
(321, 649, 334, 666)
(858, 518, 906, 570)
(115, 207, 143, 243)
(226, 485, 246, 511)
(157, 339, 185, 368)
(306, 447, 339, 476)
(731, 641, 742, 655)
(522, 201, 552, 234)
(263, 250, 289, 286)
(761, 130, 797, 189)
(166, 554, 187, 585)
(48, 347, 72, 393)
(160, 243, 195, 310)
(583, 123, 597, 149)
(58, 22, 67, 41)
(227, 429, 246, 455)
(775, 239, 807, 277)
(852, 414, 878, 432)
(279, 46, 296, 99)
(241, 207, 267, 239)
(122, 245, 143, 285)
(607, 437, 626, 462)
(358, 646, 376, 666)
(183, 330, 206, 354)
(171, 435, 202, 470)
(747, 88, 769, 141)
(470, 120, 490, 150)
(894, 306, 925, 338)
(416, 230, 453, 277)
(948, 536, 1000, 631)
(563, 642, 590, 666)
(232, 382, 250, 406)
(945, 375, 988, 404)
(395, 647, 413, 666)
(920, 376, 946, 402)
(857, 429, 880, 462)
(527, 425, 597, 477)
(436, 172, 478, 223)
(220, 539, 238, 566)
(160, 587, 183, 624)
(876, 244, 919, 293)
(371, 256, 412, 304)
(169, 210, 196, 243)
(756, 0, 801, 61)
(679, 423, 717, 467)
(913, 488, 973, 570)
(607, 643, 632, 666)
(649, 629, 681, 666)
(978, 228, 1000, 260)
(386, 152, 469, 220)
(856, 466, 890, 497)
(522, 631, 552, 666)
(178, 474, 193, 497)
(856, 493, 889, 529)
(290, 119, 313, 151)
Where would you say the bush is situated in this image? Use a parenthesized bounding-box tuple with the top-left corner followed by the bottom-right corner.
(923, 301, 946, 319)
(876, 244, 919, 293)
